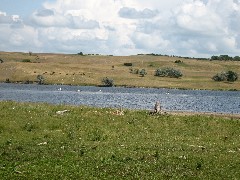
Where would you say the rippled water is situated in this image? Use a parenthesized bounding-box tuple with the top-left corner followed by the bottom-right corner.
(0, 83, 240, 114)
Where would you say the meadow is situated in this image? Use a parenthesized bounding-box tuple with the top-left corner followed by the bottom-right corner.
(0, 101, 240, 179)
(0, 51, 240, 90)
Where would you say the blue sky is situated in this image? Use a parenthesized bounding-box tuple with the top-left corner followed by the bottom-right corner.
(0, 0, 240, 57)
(0, 0, 46, 16)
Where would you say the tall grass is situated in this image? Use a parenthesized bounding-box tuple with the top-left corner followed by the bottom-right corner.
(0, 101, 240, 179)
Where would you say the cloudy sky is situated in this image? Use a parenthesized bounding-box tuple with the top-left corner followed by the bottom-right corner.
(1, 0, 240, 57)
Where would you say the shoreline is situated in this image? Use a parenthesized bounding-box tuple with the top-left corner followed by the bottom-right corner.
(0, 99, 239, 118)
(0, 81, 239, 92)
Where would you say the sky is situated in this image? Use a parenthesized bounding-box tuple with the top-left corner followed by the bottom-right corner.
(0, 0, 240, 57)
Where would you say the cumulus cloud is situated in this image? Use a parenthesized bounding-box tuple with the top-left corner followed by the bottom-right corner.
(36, 9, 55, 17)
(119, 7, 158, 19)
(0, 0, 240, 57)
(0, 11, 22, 24)
(30, 8, 99, 29)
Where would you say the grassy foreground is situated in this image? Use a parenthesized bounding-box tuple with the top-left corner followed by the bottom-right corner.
(0, 51, 240, 90)
(0, 101, 240, 179)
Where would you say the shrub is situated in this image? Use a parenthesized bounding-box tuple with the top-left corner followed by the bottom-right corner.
(139, 69, 147, 77)
(102, 77, 114, 87)
(212, 71, 238, 82)
(129, 68, 139, 74)
(37, 75, 45, 85)
(174, 60, 182, 63)
(124, 63, 133, 66)
(212, 73, 226, 81)
(5, 78, 10, 83)
(134, 69, 140, 74)
(155, 67, 183, 78)
(22, 59, 31, 63)
(226, 71, 238, 82)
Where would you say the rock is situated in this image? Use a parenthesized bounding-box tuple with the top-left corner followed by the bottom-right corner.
(56, 110, 70, 115)
(154, 101, 161, 113)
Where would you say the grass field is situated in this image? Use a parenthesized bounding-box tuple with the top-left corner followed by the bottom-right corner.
(0, 51, 240, 90)
(0, 101, 240, 179)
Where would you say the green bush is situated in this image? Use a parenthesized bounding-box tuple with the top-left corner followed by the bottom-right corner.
(139, 69, 147, 77)
(226, 71, 238, 82)
(155, 67, 183, 78)
(124, 63, 133, 66)
(212, 71, 238, 82)
(212, 73, 226, 81)
(102, 77, 114, 87)
(174, 60, 182, 63)
(22, 59, 31, 63)
(37, 75, 45, 85)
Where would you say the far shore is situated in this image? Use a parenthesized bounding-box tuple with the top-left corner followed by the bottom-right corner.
(1, 81, 239, 92)
(1, 52, 239, 91)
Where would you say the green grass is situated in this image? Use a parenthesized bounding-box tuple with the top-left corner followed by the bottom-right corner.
(0, 101, 240, 179)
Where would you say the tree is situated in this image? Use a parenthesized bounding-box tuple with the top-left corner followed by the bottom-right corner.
(234, 56, 240, 61)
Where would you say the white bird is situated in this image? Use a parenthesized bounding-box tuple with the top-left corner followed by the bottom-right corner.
(58, 87, 62, 91)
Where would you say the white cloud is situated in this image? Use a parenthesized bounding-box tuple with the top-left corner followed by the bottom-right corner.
(0, 0, 240, 57)
(119, 7, 158, 19)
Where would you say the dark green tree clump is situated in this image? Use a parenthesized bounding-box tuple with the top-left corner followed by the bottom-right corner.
(212, 71, 238, 82)
(155, 67, 183, 78)
(102, 77, 114, 87)
(211, 55, 240, 61)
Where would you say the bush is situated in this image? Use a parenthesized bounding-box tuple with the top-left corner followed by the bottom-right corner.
(22, 59, 31, 63)
(129, 68, 139, 74)
(139, 69, 147, 77)
(226, 71, 238, 82)
(37, 75, 45, 85)
(212, 73, 226, 81)
(5, 78, 10, 83)
(124, 63, 133, 66)
(102, 77, 114, 87)
(212, 71, 238, 82)
(174, 60, 182, 63)
(155, 67, 183, 78)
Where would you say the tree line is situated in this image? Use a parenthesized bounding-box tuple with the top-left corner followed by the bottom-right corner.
(211, 55, 240, 61)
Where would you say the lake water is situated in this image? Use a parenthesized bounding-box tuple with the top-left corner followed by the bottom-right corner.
(0, 83, 240, 114)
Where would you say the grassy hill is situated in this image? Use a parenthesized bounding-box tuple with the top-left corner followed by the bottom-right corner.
(0, 51, 239, 90)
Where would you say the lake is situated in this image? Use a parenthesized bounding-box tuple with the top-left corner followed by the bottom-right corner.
(0, 83, 240, 114)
